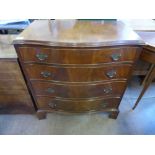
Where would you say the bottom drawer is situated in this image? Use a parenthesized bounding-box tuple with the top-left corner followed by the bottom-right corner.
(36, 97, 121, 113)
(31, 81, 126, 98)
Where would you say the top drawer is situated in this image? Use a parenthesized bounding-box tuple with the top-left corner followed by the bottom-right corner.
(17, 46, 140, 64)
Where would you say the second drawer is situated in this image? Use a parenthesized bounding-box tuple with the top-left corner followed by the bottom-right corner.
(31, 81, 127, 98)
(24, 64, 132, 82)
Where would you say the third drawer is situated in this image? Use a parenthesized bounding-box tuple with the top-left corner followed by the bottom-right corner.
(30, 81, 126, 98)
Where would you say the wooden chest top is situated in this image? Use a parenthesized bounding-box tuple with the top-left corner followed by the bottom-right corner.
(13, 20, 144, 47)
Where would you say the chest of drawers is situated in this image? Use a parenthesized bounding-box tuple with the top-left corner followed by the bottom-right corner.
(13, 20, 143, 119)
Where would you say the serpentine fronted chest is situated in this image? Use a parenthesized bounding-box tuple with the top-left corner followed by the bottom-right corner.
(13, 20, 143, 119)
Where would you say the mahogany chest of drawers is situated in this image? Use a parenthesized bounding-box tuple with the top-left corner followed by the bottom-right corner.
(13, 20, 143, 119)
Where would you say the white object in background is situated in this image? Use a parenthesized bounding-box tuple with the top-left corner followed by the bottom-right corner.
(0, 19, 30, 25)
(119, 19, 155, 31)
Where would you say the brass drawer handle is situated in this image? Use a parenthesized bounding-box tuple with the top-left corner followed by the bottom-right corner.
(41, 71, 52, 78)
(111, 53, 121, 61)
(46, 88, 55, 93)
(36, 53, 48, 61)
(48, 102, 56, 109)
(106, 70, 116, 78)
(103, 87, 112, 94)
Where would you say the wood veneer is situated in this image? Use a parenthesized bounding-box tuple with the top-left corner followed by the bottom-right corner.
(13, 20, 143, 119)
(0, 61, 34, 114)
(31, 81, 126, 98)
(0, 34, 35, 114)
(36, 96, 121, 113)
(24, 63, 132, 82)
(18, 46, 139, 64)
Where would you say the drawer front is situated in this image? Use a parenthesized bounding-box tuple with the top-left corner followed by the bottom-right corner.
(18, 46, 139, 64)
(36, 96, 121, 112)
(31, 81, 126, 98)
(25, 64, 132, 82)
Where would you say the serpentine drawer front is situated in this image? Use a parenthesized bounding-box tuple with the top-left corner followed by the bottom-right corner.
(18, 46, 139, 64)
(30, 81, 126, 98)
(13, 20, 143, 119)
(24, 64, 131, 82)
(24, 64, 132, 82)
(35, 96, 121, 113)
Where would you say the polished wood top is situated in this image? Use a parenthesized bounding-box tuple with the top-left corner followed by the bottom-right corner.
(13, 20, 143, 47)
(0, 35, 17, 58)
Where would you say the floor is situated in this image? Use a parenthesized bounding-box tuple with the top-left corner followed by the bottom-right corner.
(0, 77, 155, 135)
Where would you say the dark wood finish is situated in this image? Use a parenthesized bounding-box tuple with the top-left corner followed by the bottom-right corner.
(0, 34, 35, 114)
(24, 64, 132, 82)
(36, 110, 47, 119)
(0, 95, 34, 114)
(133, 59, 151, 76)
(13, 20, 144, 47)
(0, 61, 35, 114)
(140, 48, 155, 64)
(13, 20, 143, 119)
(18, 46, 139, 64)
(132, 31, 155, 77)
(36, 96, 121, 113)
(109, 110, 119, 119)
(31, 81, 126, 98)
